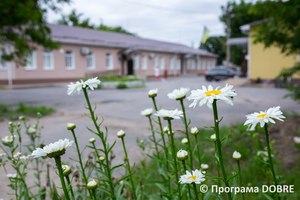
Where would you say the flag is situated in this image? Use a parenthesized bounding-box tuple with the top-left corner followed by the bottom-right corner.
(201, 26, 210, 44)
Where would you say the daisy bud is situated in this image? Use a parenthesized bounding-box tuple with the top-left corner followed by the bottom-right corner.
(17, 123, 21, 127)
(19, 116, 25, 120)
(293, 136, 300, 144)
(117, 130, 125, 138)
(99, 156, 105, 161)
(181, 138, 188, 144)
(167, 130, 175, 135)
(62, 165, 72, 176)
(232, 151, 242, 160)
(210, 134, 216, 141)
(190, 127, 199, 135)
(67, 123, 76, 130)
(47, 162, 52, 167)
(177, 149, 188, 161)
(87, 179, 98, 190)
(89, 138, 96, 143)
(201, 164, 209, 170)
(148, 88, 158, 98)
(163, 126, 169, 133)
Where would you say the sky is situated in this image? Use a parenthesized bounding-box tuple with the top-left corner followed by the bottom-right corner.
(46, 0, 234, 48)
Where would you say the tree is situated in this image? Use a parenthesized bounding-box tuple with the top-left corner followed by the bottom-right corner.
(219, 0, 263, 66)
(0, 0, 70, 66)
(200, 36, 226, 65)
(250, 0, 300, 102)
(57, 9, 136, 36)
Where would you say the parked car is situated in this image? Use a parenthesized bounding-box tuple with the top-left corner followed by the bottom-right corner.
(205, 67, 241, 81)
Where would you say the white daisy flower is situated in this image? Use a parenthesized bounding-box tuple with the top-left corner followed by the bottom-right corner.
(84, 77, 101, 91)
(232, 151, 242, 160)
(7, 173, 17, 178)
(31, 138, 74, 158)
(28, 126, 37, 134)
(201, 164, 209, 170)
(177, 149, 188, 161)
(148, 88, 158, 97)
(2, 136, 13, 143)
(20, 155, 29, 161)
(0, 152, 6, 157)
(141, 108, 153, 117)
(179, 169, 205, 184)
(188, 84, 237, 109)
(244, 106, 285, 131)
(13, 152, 21, 159)
(190, 127, 199, 135)
(67, 77, 100, 95)
(181, 138, 188, 144)
(293, 136, 300, 144)
(167, 87, 190, 100)
(155, 109, 183, 120)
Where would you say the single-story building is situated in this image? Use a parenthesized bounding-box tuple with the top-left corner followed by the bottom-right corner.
(240, 20, 299, 81)
(0, 24, 218, 85)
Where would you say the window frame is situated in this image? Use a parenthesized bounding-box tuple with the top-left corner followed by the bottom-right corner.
(141, 55, 147, 70)
(43, 50, 54, 70)
(87, 52, 95, 70)
(25, 51, 37, 70)
(106, 53, 114, 70)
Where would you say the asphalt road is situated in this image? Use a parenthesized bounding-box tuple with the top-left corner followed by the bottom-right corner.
(0, 76, 299, 198)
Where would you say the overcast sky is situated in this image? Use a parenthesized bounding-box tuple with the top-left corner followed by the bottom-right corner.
(46, 0, 240, 48)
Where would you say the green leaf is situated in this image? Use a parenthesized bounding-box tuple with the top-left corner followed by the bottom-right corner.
(155, 183, 168, 193)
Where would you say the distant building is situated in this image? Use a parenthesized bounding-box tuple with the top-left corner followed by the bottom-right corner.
(240, 20, 299, 81)
(0, 24, 217, 85)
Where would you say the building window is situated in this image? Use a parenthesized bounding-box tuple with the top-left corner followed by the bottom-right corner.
(133, 55, 139, 70)
(176, 58, 181, 70)
(153, 56, 158, 68)
(87, 53, 95, 70)
(212, 60, 216, 68)
(207, 60, 211, 69)
(141, 55, 147, 70)
(169, 57, 174, 70)
(66, 51, 75, 70)
(25, 51, 37, 70)
(43, 50, 54, 70)
(191, 59, 195, 70)
(0, 49, 6, 70)
(106, 53, 114, 70)
(197, 57, 201, 70)
(160, 57, 165, 70)
(202, 60, 206, 70)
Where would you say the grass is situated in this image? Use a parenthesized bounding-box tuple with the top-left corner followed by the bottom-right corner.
(133, 121, 300, 199)
(0, 102, 55, 121)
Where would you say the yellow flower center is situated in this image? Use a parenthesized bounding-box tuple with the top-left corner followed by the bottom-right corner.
(15, 153, 18, 155)
(8, 138, 11, 140)
(188, 176, 197, 180)
(2, 136, 5, 139)
(257, 113, 267, 118)
(205, 90, 222, 96)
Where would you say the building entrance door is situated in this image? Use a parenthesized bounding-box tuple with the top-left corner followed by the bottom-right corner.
(127, 59, 133, 75)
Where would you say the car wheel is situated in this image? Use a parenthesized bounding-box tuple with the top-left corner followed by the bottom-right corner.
(206, 76, 213, 81)
(215, 79, 220, 82)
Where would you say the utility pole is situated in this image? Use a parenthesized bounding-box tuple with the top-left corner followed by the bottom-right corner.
(226, 2, 231, 67)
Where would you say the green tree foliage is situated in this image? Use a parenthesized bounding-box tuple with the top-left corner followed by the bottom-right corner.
(219, 0, 263, 66)
(200, 36, 226, 65)
(0, 0, 70, 66)
(250, 0, 300, 102)
(57, 9, 136, 36)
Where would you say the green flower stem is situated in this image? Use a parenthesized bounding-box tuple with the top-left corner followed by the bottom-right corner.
(212, 100, 231, 200)
(70, 130, 90, 187)
(151, 97, 171, 194)
(182, 160, 192, 200)
(121, 137, 137, 200)
(237, 161, 245, 200)
(194, 135, 202, 166)
(36, 159, 41, 187)
(264, 124, 280, 200)
(92, 189, 97, 200)
(92, 143, 101, 168)
(214, 141, 221, 187)
(66, 175, 75, 199)
(167, 120, 181, 199)
(83, 88, 116, 199)
(13, 158, 29, 200)
(180, 99, 193, 168)
(54, 156, 71, 200)
(192, 182, 199, 200)
(151, 97, 167, 154)
(148, 116, 159, 157)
